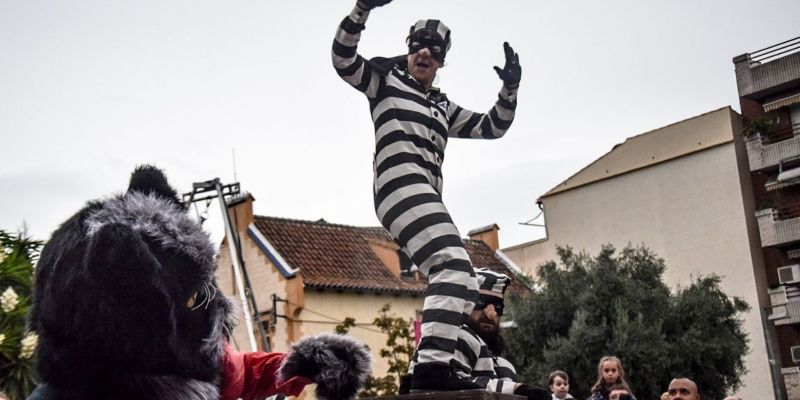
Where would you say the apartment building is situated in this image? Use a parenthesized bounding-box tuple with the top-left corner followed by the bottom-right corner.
(734, 36, 800, 400)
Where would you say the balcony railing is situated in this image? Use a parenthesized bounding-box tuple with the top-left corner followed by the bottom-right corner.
(745, 125, 800, 171)
(771, 301, 800, 326)
(756, 207, 800, 247)
(768, 286, 800, 325)
(761, 124, 800, 145)
(734, 36, 800, 99)
(750, 37, 800, 64)
(777, 204, 800, 221)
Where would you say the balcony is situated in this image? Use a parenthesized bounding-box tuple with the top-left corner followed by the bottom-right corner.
(734, 37, 800, 100)
(756, 204, 800, 247)
(769, 286, 800, 326)
(746, 124, 800, 172)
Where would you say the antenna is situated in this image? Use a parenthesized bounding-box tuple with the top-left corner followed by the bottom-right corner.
(519, 201, 546, 227)
(232, 148, 238, 183)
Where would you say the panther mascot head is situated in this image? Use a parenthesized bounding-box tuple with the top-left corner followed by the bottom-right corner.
(28, 165, 370, 400)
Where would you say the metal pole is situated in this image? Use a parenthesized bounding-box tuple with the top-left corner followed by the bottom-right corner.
(228, 208, 270, 351)
(216, 180, 258, 351)
(762, 305, 785, 400)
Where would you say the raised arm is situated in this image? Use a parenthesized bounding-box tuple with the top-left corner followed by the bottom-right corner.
(331, 0, 392, 98)
(447, 42, 521, 139)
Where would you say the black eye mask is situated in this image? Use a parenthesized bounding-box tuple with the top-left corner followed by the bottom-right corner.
(474, 294, 505, 316)
(407, 31, 446, 63)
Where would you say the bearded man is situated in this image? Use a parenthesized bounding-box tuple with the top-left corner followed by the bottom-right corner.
(404, 268, 547, 400)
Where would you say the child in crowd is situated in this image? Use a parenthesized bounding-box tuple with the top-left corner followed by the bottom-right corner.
(548, 370, 574, 400)
(587, 356, 636, 400)
(606, 382, 633, 400)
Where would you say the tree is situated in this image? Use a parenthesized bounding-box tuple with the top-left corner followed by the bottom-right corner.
(0, 230, 41, 399)
(505, 244, 749, 400)
(357, 304, 416, 398)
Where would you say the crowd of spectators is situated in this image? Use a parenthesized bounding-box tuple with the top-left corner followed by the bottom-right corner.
(546, 359, 737, 400)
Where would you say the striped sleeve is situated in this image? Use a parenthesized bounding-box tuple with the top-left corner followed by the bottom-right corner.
(495, 356, 518, 381)
(453, 328, 519, 394)
(447, 84, 518, 139)
(331, 3, 381, 99)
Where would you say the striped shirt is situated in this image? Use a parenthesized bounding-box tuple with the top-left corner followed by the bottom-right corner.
(332, 4, 518, 193)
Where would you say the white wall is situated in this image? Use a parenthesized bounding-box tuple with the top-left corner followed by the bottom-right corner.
(506, 143, 771, 399)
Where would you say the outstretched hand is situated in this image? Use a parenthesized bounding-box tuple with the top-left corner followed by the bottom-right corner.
(357, 0, 392, 10)
(493, 42, 521, 87)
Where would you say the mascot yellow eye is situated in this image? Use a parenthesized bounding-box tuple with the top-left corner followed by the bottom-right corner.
(186, 292, 198, 309)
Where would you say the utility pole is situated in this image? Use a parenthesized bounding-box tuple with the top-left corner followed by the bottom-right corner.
(182, 178, 269, 352)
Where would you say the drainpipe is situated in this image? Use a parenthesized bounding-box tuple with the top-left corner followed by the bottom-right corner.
(762, 305, 785, 400)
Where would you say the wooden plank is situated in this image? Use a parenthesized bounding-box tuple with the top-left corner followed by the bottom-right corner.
(363, 389, 526, 400)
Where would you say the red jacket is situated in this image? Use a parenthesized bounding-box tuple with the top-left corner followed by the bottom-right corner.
(220, 343, 312, 400)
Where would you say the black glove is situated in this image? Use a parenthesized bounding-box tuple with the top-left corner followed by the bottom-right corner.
(514, 383, 549, 400)
(493, 41, 521, 88)
(357, 0, 392, 10)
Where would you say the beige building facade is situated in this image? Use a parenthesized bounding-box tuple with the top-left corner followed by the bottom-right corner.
(502, 107, 773, 399)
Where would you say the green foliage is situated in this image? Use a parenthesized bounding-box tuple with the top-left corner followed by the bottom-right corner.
(741, 117, 775, 138)
(358, 304, 416, 398)
(334, 317, 356, 334)
(506, 244, 749, 400)
(0, 230, 41, 399)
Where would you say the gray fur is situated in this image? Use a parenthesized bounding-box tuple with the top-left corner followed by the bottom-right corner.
(85, 192, 215, 266)
(279, 333, 372, 400)
(31, 166, 234, 400)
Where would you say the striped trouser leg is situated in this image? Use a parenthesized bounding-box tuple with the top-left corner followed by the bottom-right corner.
(375, 173, 479, 366)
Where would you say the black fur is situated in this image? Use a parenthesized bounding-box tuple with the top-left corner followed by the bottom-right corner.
(126, 165, 184, 208)
(279, 333, 372, 400)
(30, 165, 234, 400)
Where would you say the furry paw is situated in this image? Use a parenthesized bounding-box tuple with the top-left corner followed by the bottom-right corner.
(278, 333, 371, 400)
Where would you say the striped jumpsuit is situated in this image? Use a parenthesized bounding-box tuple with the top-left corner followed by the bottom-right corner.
(410, 323, 521, 394)
(332, 3, 518, 368)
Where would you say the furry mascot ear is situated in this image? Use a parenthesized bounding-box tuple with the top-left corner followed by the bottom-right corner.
(278, 333, 372, 400)
(127, 165, 183, 207)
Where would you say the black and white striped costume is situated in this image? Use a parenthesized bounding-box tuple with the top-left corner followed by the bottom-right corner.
(409, 267, 519, 394)
(410, 324, 520, 394)
(453, 325, 519, 394)
(332, 3, 518, 368)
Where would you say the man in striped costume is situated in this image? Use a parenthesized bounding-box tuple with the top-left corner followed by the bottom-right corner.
(332, 0, 521, 391)
(405, 268, 548, 399)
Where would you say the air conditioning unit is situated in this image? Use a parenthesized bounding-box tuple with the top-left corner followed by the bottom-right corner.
(778, 264, 800, 284)
(792, 346, 800, 364)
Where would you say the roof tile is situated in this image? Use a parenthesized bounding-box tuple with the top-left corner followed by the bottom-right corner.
(252, 216, 528, 294)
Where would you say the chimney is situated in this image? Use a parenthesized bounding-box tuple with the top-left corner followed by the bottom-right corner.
(226, 192, 255, 233)
(467, 224, 500, 252)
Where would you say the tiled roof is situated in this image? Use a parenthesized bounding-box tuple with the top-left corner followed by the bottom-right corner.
(251, 216, 528, 295)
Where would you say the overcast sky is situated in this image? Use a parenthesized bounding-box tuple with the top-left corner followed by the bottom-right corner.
(1, 0, 799, 250)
